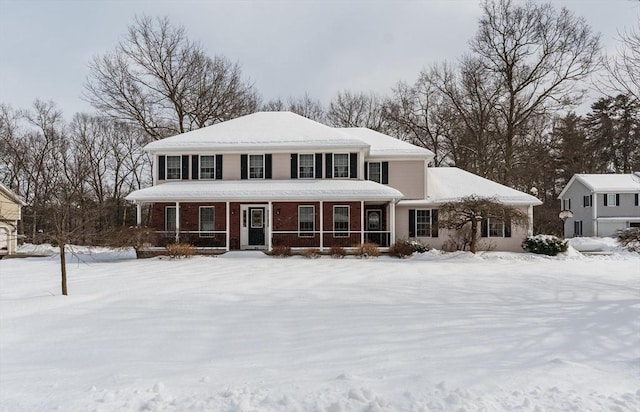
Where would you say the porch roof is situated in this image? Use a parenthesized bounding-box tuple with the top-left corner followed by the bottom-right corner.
(125, 179, 404, 203)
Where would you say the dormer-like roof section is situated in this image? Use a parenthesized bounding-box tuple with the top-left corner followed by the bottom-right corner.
(145, 112, 368, 153)
(558, 173, 640, 198)
(337, 127, 434, 160)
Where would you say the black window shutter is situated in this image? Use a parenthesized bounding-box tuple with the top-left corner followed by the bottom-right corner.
(158, 155, 166, 180)
(568, 198, 571, 209)
(191, 155, 199, 180)
(290, 154, 298, 179)
(481, 218, 488, 238)
(315, 153, 322, 178)
(431, 209, 439, 238)
(265, 154, 272, 179)
(635, 193, 639, 206)
(325, 153, 333, 178)
(364, 162, 368, 180)
(382, 162, 389, 184)
(409, 209, 416, 237)
(505, 216, 512, 238)
(616, 194, 620, 206)
(181, 155, 189, 180)
(583, 195, 587, 207)
(241, 154, 248, 180)
(590, 195, 593, 207)
(349, 153, 357, 178)
(604, 194, 608, 206)
(216, 154, 223, 179)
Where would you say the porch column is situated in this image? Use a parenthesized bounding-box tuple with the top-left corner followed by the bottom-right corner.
(592, 192, 598, 236)
(390, 200, 396, 245)
(267, 201, 273, 251)
(225, 201, 230, 252)
(360, 200, 365, 244)
(527, 205, 534, 236)
(136, 203, 142, 226)
(319, 201, 324, 251)
(175, 201, 180, 243)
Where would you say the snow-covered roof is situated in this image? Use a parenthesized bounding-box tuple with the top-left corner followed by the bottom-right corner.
(126, 179, 404, 203)
(399, 167, 542, 206)
(145, 112, 368, 153)
(0, 182, 27, 206)
(336, 128, 434, 159)
(558, 173, 640, 198)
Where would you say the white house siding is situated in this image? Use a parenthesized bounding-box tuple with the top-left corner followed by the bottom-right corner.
(271, 153, 290, 179)
(0, 189, 22, 255)
(388, 160, 424, 200)
(560, 180, 595, 237)
(223, 154, 242, 180)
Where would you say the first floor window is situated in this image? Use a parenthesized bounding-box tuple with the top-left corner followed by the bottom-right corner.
(298, 205, 315, 237)
(166, 156, 181, 180)
(416, 209, 432, 237)
(249, 154, 264, 179)
(368, 162, 381, 183)
(200, 155, 215, 179)
(299, 154, 315, 179)
(333, 154, 349, 178)
(334, 206, 349, 237)
(199, 207, 214, 237)
(488, 218, 505, 237)
(165, 206, 177, 231)
(574, 220, 583, 236)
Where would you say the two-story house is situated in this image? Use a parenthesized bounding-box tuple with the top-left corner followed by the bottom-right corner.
(125, 112, 541, 252)
(0, 182, 26, 256)
(558, 173, 640, 238)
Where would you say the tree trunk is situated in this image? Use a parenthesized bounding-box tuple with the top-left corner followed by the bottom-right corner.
(60, 242, 68, 296)
(470, 219, 479, 254)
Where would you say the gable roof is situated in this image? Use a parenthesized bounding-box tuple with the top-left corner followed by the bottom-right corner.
(336, 127, 434, 159)
(558, 173, 640, 198)
(400, 167, 542, 206)
(145, 112, 367, 153)
(0, 182, 27, 206)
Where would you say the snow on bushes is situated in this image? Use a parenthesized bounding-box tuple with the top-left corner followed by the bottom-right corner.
(389, 240, 430, 258)
(616, 227, 640, 252)
(522, 235, 569, 256)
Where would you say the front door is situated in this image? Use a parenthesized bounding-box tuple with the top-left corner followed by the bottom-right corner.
(248, 207, 266, 246)
(366, 209, 382, 245)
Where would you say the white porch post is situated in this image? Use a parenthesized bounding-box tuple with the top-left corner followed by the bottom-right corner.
(175, 201, 180, 243)
(360, 200, 365, 244)
(592, 192, 598, 236)
(320, 201, 324, 251)
(527, 205, 534, 236)
(267, 201, 273, 251)
(136, 203, 142, 226)
(390, 200, 396, 245)
(225, 201, 230, 252)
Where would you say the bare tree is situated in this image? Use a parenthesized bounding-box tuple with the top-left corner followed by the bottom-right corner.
(326, 90, 388, 131)
(471, 0, 601, 184)
(262, 93, 326, 122)
(605, 23, 640, 100)
(84, 16, 258, 140)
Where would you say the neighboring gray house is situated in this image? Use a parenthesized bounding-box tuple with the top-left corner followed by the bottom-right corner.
(558, 173, 640, 238)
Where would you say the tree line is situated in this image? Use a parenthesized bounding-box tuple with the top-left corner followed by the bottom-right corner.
(1, 0, 638, 247)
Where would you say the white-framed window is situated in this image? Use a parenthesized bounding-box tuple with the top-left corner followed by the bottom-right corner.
(299, 154, 315, 179)
(416, 209, 432, 237)
(166, 156, 181, 180)
(199, 206, 215, 237)
(368, 162, 381, 183)
(488, 218, 505, 237)
(562, 198, 571, 211)
(298, 205, 315, 237)
(333, 154, 349, 178)
(199, 155, 215, 179)
(583, 195, 592, 207)
(165, 206, 177, 231)
(249, 154, 264, 179)
(333, 205, 349, 237)
(606, 193, 618, 207)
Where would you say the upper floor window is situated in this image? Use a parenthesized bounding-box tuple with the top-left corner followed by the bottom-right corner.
(368, 162, 381, 183)
(166, 156, 181, 180)
(562, 198, 571, 211)
(605, 193, 620, 207)
(249, 154, 264, 179)
(583, 195, 592, 207)
(333, 154, 349, 178)
(199, 155, 215, 179)
(298, 205, 315, 237)
(299, 154, 315, 179)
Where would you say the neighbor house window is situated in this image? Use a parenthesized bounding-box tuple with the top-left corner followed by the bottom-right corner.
(368, 162, 381, 183)
(488, 218, 505, 237)
(199, 207, 214, 237)
(573, 220, 583, 236)
(165, 206, 177, 232)
(605, 193, 619, 207)
(416, 209, 432, 237)
(299, 154, 315, 179)
(583, 195, 592, 207)
(166, 156, 181, 180)
(298, 205, 315, 237)
(334, 206, 349, 237)
(199, 155, 215, 179)
(249, 154, 264, 179)
(562, 198, 571, 211)
(333, 154, 349, 178)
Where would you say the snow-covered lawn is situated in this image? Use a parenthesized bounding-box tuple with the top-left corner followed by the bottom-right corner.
(1, 245, 639, 411)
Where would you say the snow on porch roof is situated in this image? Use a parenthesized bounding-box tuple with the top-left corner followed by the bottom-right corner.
(125, 180, 404, 203)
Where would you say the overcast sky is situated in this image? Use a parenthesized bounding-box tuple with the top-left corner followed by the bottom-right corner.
(0, 0, 638, 117)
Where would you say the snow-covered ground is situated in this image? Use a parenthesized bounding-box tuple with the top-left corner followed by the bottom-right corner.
(1, 243, 639, 411)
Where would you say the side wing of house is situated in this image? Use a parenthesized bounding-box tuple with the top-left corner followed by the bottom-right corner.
(0, 184, 25, 255)
(558, 178, 594, 237)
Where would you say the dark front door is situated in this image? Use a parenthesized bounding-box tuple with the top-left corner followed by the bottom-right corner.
(248, 207, 265, 246)
(366, 209, 382, 245)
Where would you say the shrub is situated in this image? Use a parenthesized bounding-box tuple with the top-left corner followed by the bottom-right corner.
(329, 245, 346, 258)
(616, 227, 640, 252)
(521, 235, 568, 256)
(389, 241, 414, 258)
(165, 243, 195, 258)
(406, 239, 429, 254)
(300, 248, 321, 259)
(355, 242, 380, 258)
(271, 245, 292, 257)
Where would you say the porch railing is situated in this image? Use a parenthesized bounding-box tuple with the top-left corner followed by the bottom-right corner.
(154, 231, 228, 248)
(271, 230, 391, 248)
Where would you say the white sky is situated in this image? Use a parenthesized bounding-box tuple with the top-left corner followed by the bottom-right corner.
(0, 0, 638, 117)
